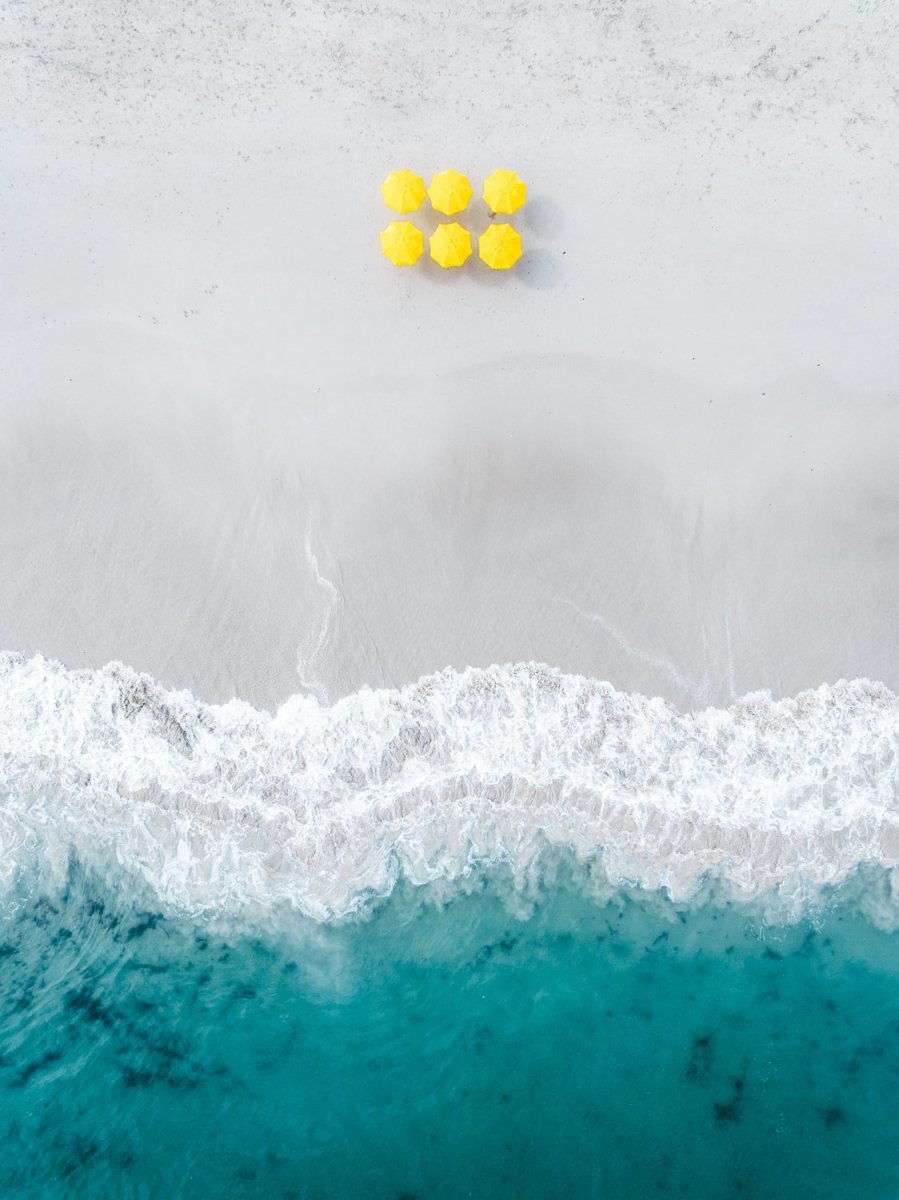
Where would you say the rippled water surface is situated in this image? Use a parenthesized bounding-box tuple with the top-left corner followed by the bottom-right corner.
(2, 870, 899, 1199)
(2, 656, 899, 1195)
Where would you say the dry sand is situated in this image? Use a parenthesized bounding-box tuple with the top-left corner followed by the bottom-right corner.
(1, 0, 897, 710)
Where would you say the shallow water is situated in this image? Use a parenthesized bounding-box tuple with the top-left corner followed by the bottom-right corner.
(2, 655, 899, 1195)
(2, 869, 899, 1199)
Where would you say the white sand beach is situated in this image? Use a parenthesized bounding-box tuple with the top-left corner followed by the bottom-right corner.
(1, 0, 897, 711)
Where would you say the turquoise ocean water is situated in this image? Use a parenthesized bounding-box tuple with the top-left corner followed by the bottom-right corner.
(1, 655, 898, 1197)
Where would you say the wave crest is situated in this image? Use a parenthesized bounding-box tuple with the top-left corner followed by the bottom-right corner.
(1, 653, 898, 921)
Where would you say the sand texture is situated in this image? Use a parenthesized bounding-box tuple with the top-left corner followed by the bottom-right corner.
(1, 0, 897, 709)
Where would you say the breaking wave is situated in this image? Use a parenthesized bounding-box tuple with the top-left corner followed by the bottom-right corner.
(1, 653, 898, 923)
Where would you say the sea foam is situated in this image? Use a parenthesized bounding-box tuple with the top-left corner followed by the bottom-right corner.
(1, 653, 898, 922)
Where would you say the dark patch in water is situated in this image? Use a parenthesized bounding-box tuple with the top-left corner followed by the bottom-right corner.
(686, 1033, 714, 1083)
(474, 934, 518, 963)
(713, 1075, 747, 1125)
(714, 1100, 740, 1124)
(126, 913, 163, 941)
(122, 1066, 156, 1088)
(87, 898, 121, 933)
(822, 1106, 847, 1127)
(16, 1048, 62, 1087)
(149, 1036, 188, 1062)
(64, 988, 114, 1028)
(29, 900, 60, 929)
(798, 930, 817, 957)
(58, 1136, 99, 1178)
(0, 944, 16, 961)
(762, 947, 783, 961)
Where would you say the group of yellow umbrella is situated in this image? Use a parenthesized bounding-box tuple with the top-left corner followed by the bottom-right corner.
(380, 169, 526, 271)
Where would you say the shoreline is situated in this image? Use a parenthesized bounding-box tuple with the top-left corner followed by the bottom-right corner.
(2, 354, 897, 712)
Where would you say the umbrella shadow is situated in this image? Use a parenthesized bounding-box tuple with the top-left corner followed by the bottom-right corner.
(482, 193, 564, 287)
(419, 244, 562, 289)
(520, 195, 565, 237)
(517, 247, 564, 289)
(420, 252, 468, 285)
(424, 253, 536, 287)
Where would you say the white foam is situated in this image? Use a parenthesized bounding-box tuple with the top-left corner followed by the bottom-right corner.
(1, 653, 898, 922)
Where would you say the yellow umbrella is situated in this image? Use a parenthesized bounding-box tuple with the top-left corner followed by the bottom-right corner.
(380, 169, 426, 214)
(429, 222, 472, 268)
(427, 169, 473, 216)
(380, 221, 425, 266)
(483, 169, 527, 215)
(478, 223, 523, 270)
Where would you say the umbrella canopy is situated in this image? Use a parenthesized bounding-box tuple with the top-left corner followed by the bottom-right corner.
(483, 169, 527, 214)
(380, 221, 425, 266)
(427, 170, 473, 216)
(380, 169, 426, 214)
(429, 222, 472, 268)
(478, 223, 523, 270)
